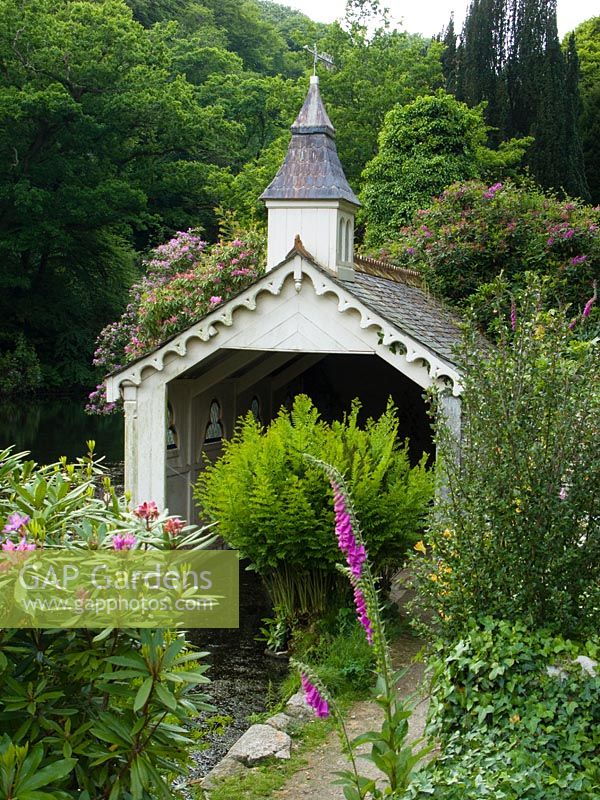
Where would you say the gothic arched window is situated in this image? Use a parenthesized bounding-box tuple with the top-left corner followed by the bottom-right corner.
(205, 399, 224, 443)
(345, 219, 352, 263)
(338, 217, 345, 261)
(250, 396, 261, 424)
(166, 402, 178, 450)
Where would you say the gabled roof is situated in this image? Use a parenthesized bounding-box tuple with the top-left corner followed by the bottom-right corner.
(260, 77, 360, 206)
(105, 241, 463, 400)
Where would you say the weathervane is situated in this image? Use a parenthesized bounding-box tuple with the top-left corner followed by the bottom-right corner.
(303, 43, 335, 75)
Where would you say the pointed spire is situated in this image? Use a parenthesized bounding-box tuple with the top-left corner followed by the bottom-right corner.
(291, 75, 336, 137)
(260, 76, 360, 206)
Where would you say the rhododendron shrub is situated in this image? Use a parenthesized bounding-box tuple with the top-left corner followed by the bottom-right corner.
(87, 229, 265, 413)
(0, 444, 214, 798)
(376, 180, 599, 319)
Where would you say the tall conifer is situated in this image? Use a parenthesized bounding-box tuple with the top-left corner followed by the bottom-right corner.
(457, 0, 590, 197)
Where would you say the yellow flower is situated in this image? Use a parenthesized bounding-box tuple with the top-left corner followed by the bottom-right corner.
(428, 573, 438, 582)
(442, 529, 453, 539)
(510, 714, 521, 724)
(414, 540, 427, 555)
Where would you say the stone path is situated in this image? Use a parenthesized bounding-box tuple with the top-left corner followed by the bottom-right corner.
(273, 636, 431, 800)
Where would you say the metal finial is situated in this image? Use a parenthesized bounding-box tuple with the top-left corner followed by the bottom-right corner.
(303, 43, 335, 76)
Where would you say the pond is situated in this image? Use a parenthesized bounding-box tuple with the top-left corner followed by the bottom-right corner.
(0, 396, 124, 464)
(0, 397, 282, 775)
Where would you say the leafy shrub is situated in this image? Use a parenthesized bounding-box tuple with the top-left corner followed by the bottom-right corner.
(408, 619, 600, 799)
(87, 227, 265, 414)
(0, 445, 214, 799)
(0, 334, 42, 395)
(376, 179, 600, 315)
(195, 395, 432, 617)
(361, 92, 530, 245)
(412, 277, 600, 639)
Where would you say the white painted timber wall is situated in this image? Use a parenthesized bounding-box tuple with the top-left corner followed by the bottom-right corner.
(265, 199, 356, 275)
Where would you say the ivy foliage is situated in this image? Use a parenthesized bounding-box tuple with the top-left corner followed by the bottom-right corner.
(408, 619, 600, 799)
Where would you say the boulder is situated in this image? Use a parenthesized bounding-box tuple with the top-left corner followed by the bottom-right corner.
(265, 712, 295, 732)
(200, 756, 248, 791)
(285, 690, 314, 721)
(226, 723, 292, 766)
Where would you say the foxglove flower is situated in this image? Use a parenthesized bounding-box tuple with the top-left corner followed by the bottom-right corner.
(300, 673, 329, 718)
(353, 586, 374, 645)
(332, 483, 367, 579)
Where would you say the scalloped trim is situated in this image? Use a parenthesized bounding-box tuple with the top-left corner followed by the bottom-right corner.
(106, 259, 461, 399)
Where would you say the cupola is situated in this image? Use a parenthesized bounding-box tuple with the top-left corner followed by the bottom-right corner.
(260, 75, 360, 280)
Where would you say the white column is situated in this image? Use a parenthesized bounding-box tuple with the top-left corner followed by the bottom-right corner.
(122, 383, 139, 502)
(437, 393, 462, 501)
(132, 379, 167, 509)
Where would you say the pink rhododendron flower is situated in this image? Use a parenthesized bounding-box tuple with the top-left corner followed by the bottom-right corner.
(210, 296, 222, 305)
(2, 537, 35, 552)
(134, 501, 159, 521)
(164, 517, 184, 536)
(570, 255, 587, 266)
(3, 513, 30, 533)
(112, 533, 137, 551)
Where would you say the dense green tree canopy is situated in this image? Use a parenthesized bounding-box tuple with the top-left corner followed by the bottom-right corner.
(1, 0, 598, 393)
(361, 91, 530, 244)
(571, 17, 600, 203)
(0, 0, 305, 389)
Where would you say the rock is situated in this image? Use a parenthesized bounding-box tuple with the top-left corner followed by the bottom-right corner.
(575, 655, 598, 677)
(547, 655, 598, 680)
(547, 665, 567, 680)
(226, 723, 292, 766)
(285, 690, 314, 721)
(200, 756, 248, 790)
(265, 712, 294, 732)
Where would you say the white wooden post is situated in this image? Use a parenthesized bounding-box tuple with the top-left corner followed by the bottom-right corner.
(131, 379, 167, 509)
(437, 393, 462, 501)
(122, 383, 138, 502)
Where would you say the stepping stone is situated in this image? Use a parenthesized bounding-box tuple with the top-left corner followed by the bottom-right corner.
(226, 723, 292, 765)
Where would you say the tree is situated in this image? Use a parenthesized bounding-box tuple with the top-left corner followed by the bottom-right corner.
(571, 17, 600, 204)
(0, 0, 236, 388)
(457, 0, 589, 198)
(413, 277, 600, 638)
(318, 26, 445, 188)
(361, 92, 529, 244)
(440, 15, 459, 94)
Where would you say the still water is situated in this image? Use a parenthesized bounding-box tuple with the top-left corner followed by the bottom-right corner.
(0, 396, 124, 463)
(0, 397, 282, 776)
